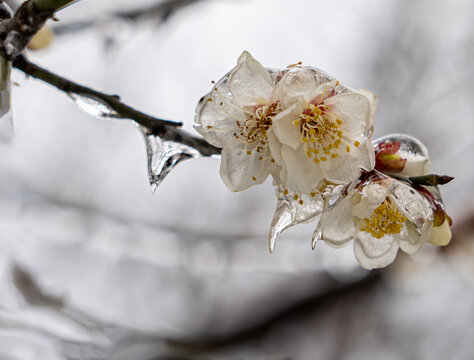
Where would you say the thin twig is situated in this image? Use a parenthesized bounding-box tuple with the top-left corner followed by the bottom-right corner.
(0, 0, 77, 58)
(12, 54, 221, 156)
(52, 0, 200, 36)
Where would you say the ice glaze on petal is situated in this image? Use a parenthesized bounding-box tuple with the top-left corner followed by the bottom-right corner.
(228, 51, 274, 106)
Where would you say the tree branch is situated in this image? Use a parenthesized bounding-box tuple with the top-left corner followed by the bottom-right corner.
(0, 0, 77, 58)
(12, 54, 221, 156)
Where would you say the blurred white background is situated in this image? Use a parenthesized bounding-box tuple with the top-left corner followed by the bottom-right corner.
(0, 0, 473, 359)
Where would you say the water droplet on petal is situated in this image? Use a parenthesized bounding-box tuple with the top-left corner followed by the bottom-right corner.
(68, 93, 121, 120)
(268, 185, 323, 252)
(0, 56, 13, 142)
(140, 126, 201, 192)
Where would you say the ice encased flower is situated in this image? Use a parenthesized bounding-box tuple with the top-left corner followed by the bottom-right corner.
(270, 77, 378, 193)
(195, 51, 378, 194)
(195, 51, 282, 191)
(319, 171, 434, 269)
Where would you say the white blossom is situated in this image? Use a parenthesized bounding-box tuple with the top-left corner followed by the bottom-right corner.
(319, 172, 434, 269)
(195, 51, 378, 194)
(194, 51, 281, 191)
(270, 76, 378, 194)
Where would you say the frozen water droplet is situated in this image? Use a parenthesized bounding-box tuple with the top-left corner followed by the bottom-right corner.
(0, 56, 13, 142)
(312, 221, 322, 249)
(268, 185, 323, 252)
(140, 126, 201, 192)
(373, 133, 431, 176)
(68, 93, 120, 120)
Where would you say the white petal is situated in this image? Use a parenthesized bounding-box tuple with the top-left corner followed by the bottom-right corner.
(219, 141, 275, 192)
(228, 51, 274, 106)
(321, 194, 357, 248)
(318, 140, 375, 184)
(428, 221, 452, 246)
(390, 183, 433, 228)
(400, 221, 431, 254)
(281, 144, 323, 194)
(272, 101, 306, 150)
(353, 180, 392, 219)
(274, 67, 319, 107)
(194, 78, 249, 147)
(357, 88, 378, 122)
(324, 92, 372, 137)
(354, 228, 400, 269)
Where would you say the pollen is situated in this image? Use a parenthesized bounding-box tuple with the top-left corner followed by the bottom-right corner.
(252, 176, 257, 181)
(359, 198, 407, 239)
(354, 141, 360, 147)
(293, 194, 299, 201)
(296, 102, 349, 165)
(310, 192, 316, 197)
(299, 200, 304, 205)
(246, 150, 252, 155)
(283, 189, 289, 196)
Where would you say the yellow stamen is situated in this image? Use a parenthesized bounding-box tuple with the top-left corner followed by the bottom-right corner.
(360, 198, 407, 239)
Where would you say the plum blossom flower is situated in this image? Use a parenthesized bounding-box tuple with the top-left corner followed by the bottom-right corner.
(319, 171, 435, 269)
(195, 51, 378, 194)
(194, 51, 281, 191)
(270, 74, 378, 194)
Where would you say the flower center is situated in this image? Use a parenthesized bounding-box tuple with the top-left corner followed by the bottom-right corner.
(234, 101, 281, 156)
(294, 103, 358, 164)
(359, 198, 407, 239)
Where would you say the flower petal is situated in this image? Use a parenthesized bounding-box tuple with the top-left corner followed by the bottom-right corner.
(353, 180, 392, 219)
(228, 51, 274, 106)
(390, 183, 433, 231)
(400, 221, 432, 254)
(357, 88, 379, 122)
(321, 193, 357, 248)
(219, 141, 275, 192)
(428, 221, 452, 246)
(271, 101, 306, 150)
(324, 92, 373, 137)
(354, 227, 401, 269)
(318, 140, 375, 184)
(280, 144, 324, 194)
(273, 67, 320, 107)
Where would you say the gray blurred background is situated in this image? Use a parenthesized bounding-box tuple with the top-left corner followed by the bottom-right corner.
(0, 0, 473, 359)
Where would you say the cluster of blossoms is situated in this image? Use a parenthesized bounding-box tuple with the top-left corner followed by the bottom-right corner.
(195, 51, 452, 270)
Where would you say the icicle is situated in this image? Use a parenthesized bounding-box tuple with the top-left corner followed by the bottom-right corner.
(268, 185, 323, 252)
(68, 93, 120, 119)
(0, 56, 13, 142)
(139, 126, 201, 193)
(311, 221, 322, 250)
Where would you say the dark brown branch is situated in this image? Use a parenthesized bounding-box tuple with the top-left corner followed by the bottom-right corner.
(0, 0, 75, 58)
(12, 54, 221, 156)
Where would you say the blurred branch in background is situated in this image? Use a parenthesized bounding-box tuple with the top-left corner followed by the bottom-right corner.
(51, 0, 202, 36)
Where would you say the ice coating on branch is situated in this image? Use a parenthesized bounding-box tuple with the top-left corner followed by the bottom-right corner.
(269, 185, 324, 252)
(0, 56, 13, 142)
(373, 133, 431, 176)
(68, 93, 121, 119)
(4, 31, 23, 58)
(139, 126, 201, 193)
